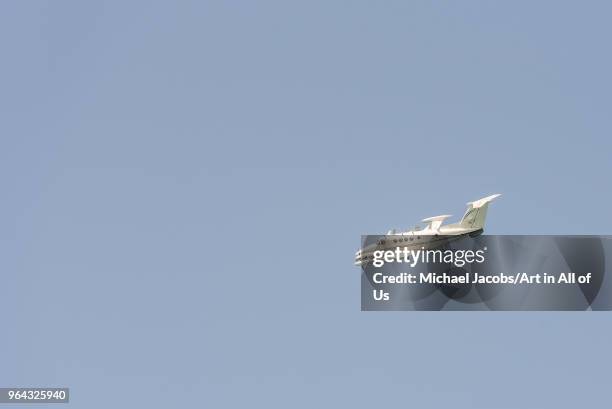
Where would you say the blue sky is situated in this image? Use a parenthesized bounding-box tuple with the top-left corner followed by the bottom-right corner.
(1, 2, 611, 408)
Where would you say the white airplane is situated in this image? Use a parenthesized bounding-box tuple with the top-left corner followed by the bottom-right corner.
(355, 194, 501, 265)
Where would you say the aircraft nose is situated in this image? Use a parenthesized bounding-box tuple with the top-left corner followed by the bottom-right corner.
(354, 250, 363, 265)
(355, 249, 370, 266)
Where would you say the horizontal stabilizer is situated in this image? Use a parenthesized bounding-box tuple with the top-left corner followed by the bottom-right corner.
(467, 194, 501, 208)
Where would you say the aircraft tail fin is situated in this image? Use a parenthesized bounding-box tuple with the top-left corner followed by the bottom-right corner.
(460, 194, 501, 230)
